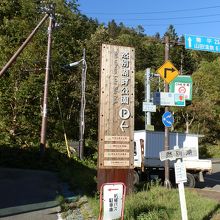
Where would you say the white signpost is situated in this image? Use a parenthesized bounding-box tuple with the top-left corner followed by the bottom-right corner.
(159, 133, 198, 220)
(99, 182, 126, 220)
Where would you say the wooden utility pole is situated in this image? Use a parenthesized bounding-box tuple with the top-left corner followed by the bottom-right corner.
(164, 36, 171, 188)
(40, 10, 55, 156)
(0, 14, 49, 77)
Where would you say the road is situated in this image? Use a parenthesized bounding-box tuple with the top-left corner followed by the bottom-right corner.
(195, 159, 220, 202)
(0, 168, 74, 220)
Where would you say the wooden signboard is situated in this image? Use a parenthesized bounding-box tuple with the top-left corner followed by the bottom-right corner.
(98, 44, 135, 192)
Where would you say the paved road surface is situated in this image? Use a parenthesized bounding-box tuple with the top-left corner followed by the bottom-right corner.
(195, 159, 220, 202)
(0, 168, 73, 219)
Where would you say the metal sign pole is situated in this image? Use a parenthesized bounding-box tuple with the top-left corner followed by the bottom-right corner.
(164, 36, 171, 188)
(178, 179, 188, 220)
(175, 133, 188, 220)
(145, 68, 151, 127)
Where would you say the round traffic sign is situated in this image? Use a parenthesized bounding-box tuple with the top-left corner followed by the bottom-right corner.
(162, 111, 174, 127)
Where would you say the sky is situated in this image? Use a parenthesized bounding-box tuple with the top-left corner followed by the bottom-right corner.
(78, 0, 220, 38)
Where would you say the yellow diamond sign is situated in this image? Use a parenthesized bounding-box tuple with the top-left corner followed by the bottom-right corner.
(156, 60, 179, 84)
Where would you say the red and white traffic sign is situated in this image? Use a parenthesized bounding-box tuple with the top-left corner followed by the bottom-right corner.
(175, 82, 190, 100)
(99, 182, 126, 220)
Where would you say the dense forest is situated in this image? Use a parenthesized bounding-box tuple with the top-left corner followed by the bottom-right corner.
(1, 0, 220, 158)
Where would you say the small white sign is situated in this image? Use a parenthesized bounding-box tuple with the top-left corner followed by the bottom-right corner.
(175, 160, 187, 184)
(103, 183, 124, 220)
(153, 92, 185, 107)
(142, 102, 156, 112)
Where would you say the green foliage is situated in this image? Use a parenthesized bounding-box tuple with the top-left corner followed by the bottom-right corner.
(0, 0, 220, 156)
(191, 59, 220, 140)
(88, 185, 220, 220)
(200, 142, 220, 158)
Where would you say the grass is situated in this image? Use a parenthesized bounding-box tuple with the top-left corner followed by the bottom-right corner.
(88, 184, 220, 220)
(1, 144, 220, 219)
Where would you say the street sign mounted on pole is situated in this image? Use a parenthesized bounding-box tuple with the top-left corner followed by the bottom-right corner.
(153, 92, 185, 107)
(185, 34, 220, 53)
(160, 148, 198, 161)
(156, 60, 179, 84)
(169, 76, 193, 101)
(162, 111, 174, 127)
(142, 102, 156, 112)
(174, 160, 187, 184)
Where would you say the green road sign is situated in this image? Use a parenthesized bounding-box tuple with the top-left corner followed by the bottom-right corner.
(169, 76, 192, 101)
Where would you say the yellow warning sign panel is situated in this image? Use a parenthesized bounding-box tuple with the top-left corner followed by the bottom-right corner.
(156, 60, 179, 84)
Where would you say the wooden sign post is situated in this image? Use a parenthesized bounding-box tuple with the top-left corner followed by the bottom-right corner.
(97, 44, 135, 193)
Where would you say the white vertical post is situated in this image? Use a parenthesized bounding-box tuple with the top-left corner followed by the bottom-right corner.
(178, 180, 188, 220)
(174, 133, 188, 220)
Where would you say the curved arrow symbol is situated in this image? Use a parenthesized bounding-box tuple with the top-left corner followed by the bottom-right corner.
(164, 67, 175, 78)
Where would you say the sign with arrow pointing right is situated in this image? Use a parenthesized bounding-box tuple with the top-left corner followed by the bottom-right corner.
(156, 60, 179, 84)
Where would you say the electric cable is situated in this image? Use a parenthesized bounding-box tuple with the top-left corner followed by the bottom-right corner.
(50, 64, 73, 158)
(116, 13, 220, 21)
(83, 5, 220, 15)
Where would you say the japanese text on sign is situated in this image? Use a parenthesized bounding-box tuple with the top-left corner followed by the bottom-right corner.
(160, 148, 198, 161)
(101, 183, 125, 220)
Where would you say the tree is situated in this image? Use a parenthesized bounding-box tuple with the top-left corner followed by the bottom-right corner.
(173, 58, 220, 142)
(164, 25, 178, 41)
(0, 0, 97, 147)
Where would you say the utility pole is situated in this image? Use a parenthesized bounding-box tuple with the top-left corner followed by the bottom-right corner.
(0, 14, 49, 77)
(40, 8, 55, 156)
(79, 48, 86, 160)
(164, 36, 171, 188)
(145, 68, 151, 127)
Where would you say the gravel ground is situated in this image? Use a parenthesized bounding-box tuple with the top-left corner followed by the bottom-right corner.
(59, 196, 96, 220)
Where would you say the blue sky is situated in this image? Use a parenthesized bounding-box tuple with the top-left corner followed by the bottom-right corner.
(78, 0, 220, 38)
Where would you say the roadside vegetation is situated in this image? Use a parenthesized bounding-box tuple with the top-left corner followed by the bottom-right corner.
(88, 183, 220, 220)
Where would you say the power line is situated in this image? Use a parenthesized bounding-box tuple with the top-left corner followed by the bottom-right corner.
(82, 5, 220, 15)
(137, 20, 220, 27)
(118, 13, 220, 21)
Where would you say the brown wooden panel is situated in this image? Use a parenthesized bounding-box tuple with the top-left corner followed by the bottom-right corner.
(98, 44, 135, 170)
(97, 169, 134, 194)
